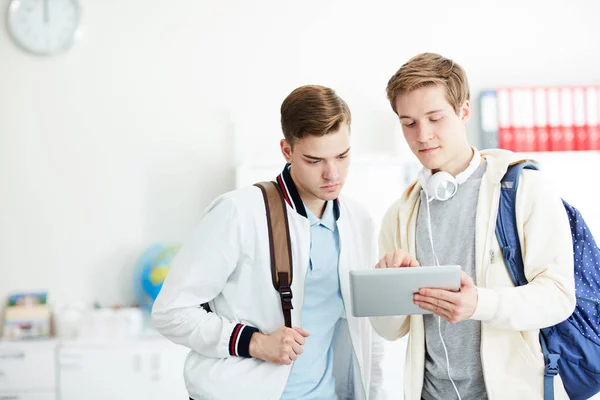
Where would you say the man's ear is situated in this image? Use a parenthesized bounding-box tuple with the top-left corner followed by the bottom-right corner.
(459, 100, 471, 124)
(280, 139, 293, 163)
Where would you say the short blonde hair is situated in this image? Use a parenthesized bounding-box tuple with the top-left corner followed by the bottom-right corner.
(386, 53, 470, 115)
(281, 85, 351, 146)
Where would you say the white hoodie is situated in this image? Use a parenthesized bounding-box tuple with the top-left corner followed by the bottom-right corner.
(370, 149, 576, 400)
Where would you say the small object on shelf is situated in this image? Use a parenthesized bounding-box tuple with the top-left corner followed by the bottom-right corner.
(2, 292, 51, 340)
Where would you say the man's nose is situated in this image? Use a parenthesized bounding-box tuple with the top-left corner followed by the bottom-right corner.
(323, 162, 339, 181)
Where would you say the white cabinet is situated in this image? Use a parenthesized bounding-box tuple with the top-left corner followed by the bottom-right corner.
(58, 337, 189, 400)
(0, 340, 57, 400)
(58, 346, 146, 399)
(146, 342, 191, 400)
(0, 336, 190, 400)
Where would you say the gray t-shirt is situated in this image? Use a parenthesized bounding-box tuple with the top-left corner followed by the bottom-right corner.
(416, 161, 489, 400)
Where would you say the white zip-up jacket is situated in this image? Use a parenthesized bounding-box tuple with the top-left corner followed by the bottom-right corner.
(370, 149, 576, 400)
(152, 165, 385, 400)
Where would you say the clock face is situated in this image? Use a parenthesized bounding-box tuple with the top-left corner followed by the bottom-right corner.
(7, 0, 80, 56)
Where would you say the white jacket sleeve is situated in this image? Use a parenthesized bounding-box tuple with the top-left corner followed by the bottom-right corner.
(470, 170, 577, 330)
(151, 196, 257, 359)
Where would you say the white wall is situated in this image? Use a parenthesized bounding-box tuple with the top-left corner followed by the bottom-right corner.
(1, 0, 600, 314)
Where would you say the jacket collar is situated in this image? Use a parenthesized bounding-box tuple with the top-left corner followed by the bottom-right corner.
(275, 163, 340, 220)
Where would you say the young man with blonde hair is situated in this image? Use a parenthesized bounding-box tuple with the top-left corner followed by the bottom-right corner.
(370, 53, 575, 399)
(152, 85, 385, 400)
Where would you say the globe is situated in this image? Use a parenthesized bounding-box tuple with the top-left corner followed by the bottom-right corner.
(133, 243, 181, 312)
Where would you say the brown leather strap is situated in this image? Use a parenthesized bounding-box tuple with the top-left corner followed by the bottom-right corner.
(254, 181, 294, 328)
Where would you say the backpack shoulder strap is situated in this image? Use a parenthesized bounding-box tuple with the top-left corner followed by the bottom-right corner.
(496, 161, 559, 400)
(496, 160, 539, 287)
(254, 181, 294, 328)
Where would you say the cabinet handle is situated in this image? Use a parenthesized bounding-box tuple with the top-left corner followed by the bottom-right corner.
(0, 395, 19, 400)
(132, 353, 142, 373)
(59, 362, 82, 371)
(0, 352, 25, 359)
(59, 351, 82, 359)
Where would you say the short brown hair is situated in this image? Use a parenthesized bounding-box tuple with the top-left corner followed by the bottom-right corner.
(281, 85, 351, 146)
(386, 53, 470, 115)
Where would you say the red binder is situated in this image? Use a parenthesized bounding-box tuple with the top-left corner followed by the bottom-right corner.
(559, 87, 576, 151)
(573, 87, 588, 151)
(587, 86, 600, 150)
(533, 87, 550, 152)
(547, 87, 563, 151)
(510, 88, 526, 152)
(497, 88, 513, 150)
(521, 88, 536, 152)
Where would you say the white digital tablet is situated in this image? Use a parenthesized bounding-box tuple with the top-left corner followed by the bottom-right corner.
(349, 265, 461, 317)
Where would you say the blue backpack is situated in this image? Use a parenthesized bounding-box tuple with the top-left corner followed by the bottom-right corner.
(497, 161, 600, 400)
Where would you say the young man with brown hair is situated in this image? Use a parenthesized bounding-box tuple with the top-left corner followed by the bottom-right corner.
(370, 53, 575, 399)
(152, 85, 385, 400)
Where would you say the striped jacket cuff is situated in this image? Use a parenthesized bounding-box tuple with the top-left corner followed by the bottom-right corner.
(229, 324, 259, 358)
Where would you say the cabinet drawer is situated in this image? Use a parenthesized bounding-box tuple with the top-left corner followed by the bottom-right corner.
(0, 344, 56, 391)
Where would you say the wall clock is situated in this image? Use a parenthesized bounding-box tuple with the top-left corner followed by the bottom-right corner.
(7, 0, 80, 56)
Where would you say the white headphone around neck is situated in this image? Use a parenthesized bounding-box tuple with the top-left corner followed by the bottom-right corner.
(419, 147, 481, 202)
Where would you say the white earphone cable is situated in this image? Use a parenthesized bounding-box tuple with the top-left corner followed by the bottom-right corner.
(425, 195, 462, 400)
(425, 195, 441, 268)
